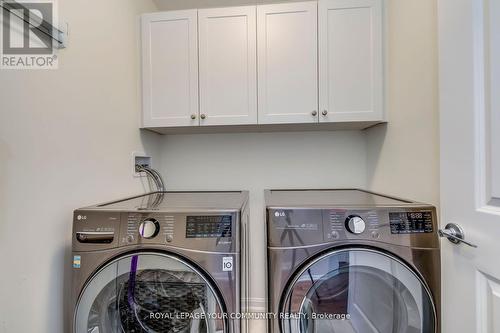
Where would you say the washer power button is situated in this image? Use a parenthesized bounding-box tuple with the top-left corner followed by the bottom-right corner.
(139, 218, 160, 239)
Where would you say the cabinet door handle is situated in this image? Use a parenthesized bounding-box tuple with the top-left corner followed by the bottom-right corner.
(311, 110, 318, 116)
(190, 114, 197, 120)
(322, 110, 328, 116)
(200, 114, 206, 120)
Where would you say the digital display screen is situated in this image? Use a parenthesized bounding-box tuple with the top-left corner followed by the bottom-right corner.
(186, 215, 232, 238)
(389, 211, 433, 234)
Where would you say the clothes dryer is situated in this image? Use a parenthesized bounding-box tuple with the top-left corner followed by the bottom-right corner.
(266, 189, 440, 333)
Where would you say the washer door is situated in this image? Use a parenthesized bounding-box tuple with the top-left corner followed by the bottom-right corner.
(281, 248, 436, 333)
(75, 252, 226, 333)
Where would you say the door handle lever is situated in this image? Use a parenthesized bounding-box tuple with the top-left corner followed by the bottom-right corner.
(438, 223, 477, 248)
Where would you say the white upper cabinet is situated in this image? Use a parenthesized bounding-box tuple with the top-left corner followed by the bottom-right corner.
(141, 10, 199, 127)
(257, 2, 319, 124)
(318, 0, 384, 122)
(198, 6, 257, 126)
(141, 1, 386, 132)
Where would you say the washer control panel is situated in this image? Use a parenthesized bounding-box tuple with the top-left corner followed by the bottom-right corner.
(125, 213, 175, 244)
(120, 212, 237, 252)
(185, 215, 232, 238)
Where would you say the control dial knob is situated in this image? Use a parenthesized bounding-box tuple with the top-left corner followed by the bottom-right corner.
(139, 218, 160, 239)
(345, 215, 366, 234)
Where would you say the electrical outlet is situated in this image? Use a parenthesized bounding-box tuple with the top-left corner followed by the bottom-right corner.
(133, 152, 151, 177)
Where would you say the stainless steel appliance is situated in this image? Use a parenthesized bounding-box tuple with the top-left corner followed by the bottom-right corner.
(266, 189, 440, 333)
(70, 191, 249, 333)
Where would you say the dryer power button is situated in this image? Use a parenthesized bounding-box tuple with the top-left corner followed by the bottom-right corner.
(345, 215, 366, 234)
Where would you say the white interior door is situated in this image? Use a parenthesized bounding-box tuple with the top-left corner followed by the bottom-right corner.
(141, 10, 199, 128)
(318, 0, 383, 123)
(198, 6, 257, 126)
(257, 1, 318, 124)
(439, 0, 500, 332)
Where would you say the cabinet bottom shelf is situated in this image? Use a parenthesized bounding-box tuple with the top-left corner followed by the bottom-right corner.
(142, 121, 386, 135)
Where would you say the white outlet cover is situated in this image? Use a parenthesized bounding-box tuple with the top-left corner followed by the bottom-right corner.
(132, 151, 152, 177)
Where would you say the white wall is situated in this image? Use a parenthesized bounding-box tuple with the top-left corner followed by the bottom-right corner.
(366, 0, 439, 205)
(157, 132, 367, 312)
(0, 0, 160, 332)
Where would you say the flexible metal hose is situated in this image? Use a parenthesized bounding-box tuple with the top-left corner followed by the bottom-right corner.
(135, 164, 165, 192)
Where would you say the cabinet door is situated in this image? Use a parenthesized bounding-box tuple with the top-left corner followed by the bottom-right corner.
(199, 6, 257, 126)
(319, 0, 384, 123)
(257, 2, 319, 124)
(141, 10, 199, 128)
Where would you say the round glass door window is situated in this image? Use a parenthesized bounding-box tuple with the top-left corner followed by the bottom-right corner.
(281, 249, 436, 333)
(75, 252, 226, 333)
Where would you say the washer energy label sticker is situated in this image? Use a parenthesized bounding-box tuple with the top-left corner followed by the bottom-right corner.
(222, 256, 233, 272)
(73, 255, 81, 269)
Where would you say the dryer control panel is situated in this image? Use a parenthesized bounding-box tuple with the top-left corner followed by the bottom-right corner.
(266, 206, 439, 248)
(324, 208, 438, 248)
(266, 190, 439, 249)
(329, 209, 380, 239)
(389, 211, 434, 234)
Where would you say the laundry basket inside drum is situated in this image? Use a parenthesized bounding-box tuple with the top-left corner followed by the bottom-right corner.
(118, 269, 208, 332)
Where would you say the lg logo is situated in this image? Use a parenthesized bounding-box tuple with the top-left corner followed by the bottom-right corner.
(77, 215, 87, 221)
(274, 211, 286, 217)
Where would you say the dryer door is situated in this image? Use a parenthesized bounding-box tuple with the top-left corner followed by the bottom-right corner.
(281, 248, 436, 333)
(75, 252, 227, 333)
